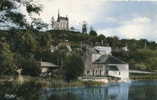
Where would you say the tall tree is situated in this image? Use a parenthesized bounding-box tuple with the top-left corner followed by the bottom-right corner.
(0, 0, 42, 30)
(0, 40, 16, 75)
(64, 54, 84, 82)
(89, 26, 97, 36)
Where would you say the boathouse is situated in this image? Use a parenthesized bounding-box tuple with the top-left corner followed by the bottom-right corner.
(84, 46, 129, 81)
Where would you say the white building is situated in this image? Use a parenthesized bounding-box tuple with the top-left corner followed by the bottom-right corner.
(84, 46, 129, 81)
(92, 46, 112, 62)
(93, 55, 129, 81)
(39, 61, 58, 74)
(51, 11, 69, 31)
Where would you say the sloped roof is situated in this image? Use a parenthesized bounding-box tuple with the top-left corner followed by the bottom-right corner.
(40, 61, 58, 68)
(94, 55, 127, 64)
(57, 16, 68, 22)
(93, 46, 112, 54)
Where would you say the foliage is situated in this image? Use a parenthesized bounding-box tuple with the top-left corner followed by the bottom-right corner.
(5, 11, 26, 27)
(0, 41, 16, 75)
(89, 27, 97, 36)
(0, 81, 41, 100)
(21, 60, 41, 76)
(0, 0, 42, 29)
(15, 55, 40, 76)
(123, 49, 157, 71)
(63, 54, 84, 82)
(0, 29, 157, 76)
(26, 2, 41, 14)
(31, 18, 48, 31)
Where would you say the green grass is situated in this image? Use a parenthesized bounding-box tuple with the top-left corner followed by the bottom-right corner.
(0, 75, 106, 88)
(130, 73, 157, 80)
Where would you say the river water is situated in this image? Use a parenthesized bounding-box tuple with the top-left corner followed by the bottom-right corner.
(1, 80, 157, 100)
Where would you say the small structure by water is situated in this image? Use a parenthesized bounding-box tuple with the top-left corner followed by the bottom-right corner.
(83, 46, 129, 82)
(94, 55, 129, 81)
(39, 61, 59, 76)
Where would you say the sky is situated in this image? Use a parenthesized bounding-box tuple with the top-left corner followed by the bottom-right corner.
(1, 0, 157, 42)
(34, 0, 157, 41)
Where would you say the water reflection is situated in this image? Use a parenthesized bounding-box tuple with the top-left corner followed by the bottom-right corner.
(0, 82, 41, 100)
(129, 80, 157, 100)
(1, 80, 157, 100)
(44, 82, 130, 100)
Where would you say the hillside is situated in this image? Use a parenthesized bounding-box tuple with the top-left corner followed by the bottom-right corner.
(0, 29, 157, 76)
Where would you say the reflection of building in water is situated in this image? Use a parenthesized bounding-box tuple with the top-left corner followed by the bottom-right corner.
(106, 83, 130, 100)
(80, 83, 130, 100)
(41, 82, 130, 100)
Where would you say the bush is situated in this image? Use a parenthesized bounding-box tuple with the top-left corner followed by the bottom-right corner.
(64, 54, 84, 82)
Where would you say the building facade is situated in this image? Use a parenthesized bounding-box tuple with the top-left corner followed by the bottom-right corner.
(84, 46, 129, 81)
(52, 11, 69, 31)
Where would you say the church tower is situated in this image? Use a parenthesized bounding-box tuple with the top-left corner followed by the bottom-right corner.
(52, 10, 69, 31)
(57, 10, 60, 22)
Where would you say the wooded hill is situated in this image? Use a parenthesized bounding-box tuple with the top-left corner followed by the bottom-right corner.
(0, 29, 157, 76)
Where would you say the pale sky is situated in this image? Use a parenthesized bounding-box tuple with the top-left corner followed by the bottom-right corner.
(1, 0, 157, 41)
(35, 0, 157, 41)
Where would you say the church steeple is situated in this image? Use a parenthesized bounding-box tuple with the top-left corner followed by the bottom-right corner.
(57, 9, 60, 20)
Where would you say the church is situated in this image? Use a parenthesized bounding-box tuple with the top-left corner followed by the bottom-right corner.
(51, 11, 69, 31)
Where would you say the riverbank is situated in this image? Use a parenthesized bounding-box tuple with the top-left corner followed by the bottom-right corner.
(130, 73, 157, 80)
(0, 76, 106, 88)
(2, 75, 156, 89)
(1, 79, 157, 100)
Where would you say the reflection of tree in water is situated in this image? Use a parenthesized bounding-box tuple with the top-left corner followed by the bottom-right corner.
(129, 81, 157, 100)
(48, 92, 80, 100)
(46, 84, 128, 100)
(1, 81, 157, 100)
(0, 81, 42, 100)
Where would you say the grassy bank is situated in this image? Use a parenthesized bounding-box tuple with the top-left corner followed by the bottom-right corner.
(130, 73, 157, 80)
(38, 80, 105, 88)
(0, 76, 105, 88)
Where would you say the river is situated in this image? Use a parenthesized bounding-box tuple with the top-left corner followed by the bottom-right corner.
(1, 80, 157, 100)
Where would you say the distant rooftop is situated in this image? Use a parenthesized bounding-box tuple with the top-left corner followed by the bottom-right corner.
(94, 55, 126, 64)
(94, 46, 112, 55)
(57, 16, 68, 22)
(40, 61, 58, 68)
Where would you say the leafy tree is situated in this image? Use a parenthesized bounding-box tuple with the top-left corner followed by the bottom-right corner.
(0, 0, 42, 29)
(89, 27, 97, 36)
(64, 54, 84, 82)
(31, 18, 48, 31)
(0, 41, 16, 75)
(0, 81, 41, 100)
(0, 0, 15, 11)
(13, 52, 40, 76)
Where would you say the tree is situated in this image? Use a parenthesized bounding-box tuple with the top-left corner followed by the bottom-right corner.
(21, 59, 40, 76)
(0, 0, 42, 30)
(89, 27, 97, 36)
(31, 18, 48, 31)
(0, 40, 16, 75)
(63, 54, 84, 82)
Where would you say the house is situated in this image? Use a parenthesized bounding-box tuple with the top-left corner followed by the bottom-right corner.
(84, 46, 129, 81)
(39, 61, 59, 76)
(93, 55, 129, 81)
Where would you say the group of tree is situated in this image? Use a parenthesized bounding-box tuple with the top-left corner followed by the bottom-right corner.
(1, 0, 157, 81)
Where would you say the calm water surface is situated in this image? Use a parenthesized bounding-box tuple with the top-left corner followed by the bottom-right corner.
(1, 80, 157, 100)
